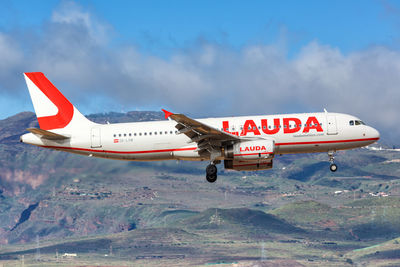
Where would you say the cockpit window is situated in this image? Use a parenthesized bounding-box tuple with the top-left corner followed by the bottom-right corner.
(350, 120, 366, 126)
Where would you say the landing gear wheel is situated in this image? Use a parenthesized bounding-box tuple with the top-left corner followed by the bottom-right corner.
(328, 151, 337, 172)
(206, 164, 217, 183)
(330, 163, 338, 172)
(206, 174, 217, 183)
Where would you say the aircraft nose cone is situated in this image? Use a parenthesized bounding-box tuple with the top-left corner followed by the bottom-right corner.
(370, 127, 380, 140)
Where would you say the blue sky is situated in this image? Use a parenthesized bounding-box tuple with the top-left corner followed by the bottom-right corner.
(0, 0, 400, 142)
(1, 1, 397, 56)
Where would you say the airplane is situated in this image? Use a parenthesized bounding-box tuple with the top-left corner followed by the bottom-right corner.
(20, 72, 380, 183)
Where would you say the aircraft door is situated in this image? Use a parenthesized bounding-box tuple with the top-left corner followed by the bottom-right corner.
(326, 115, 338, 135)
(91, 127, 102, 148)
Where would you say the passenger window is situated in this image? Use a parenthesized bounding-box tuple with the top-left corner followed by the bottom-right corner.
(269, 126, 271, 129)
(154, 132, 157, 135)
(134, 133, 137, 136)
(119, 134, 121, 137)
(160, 131, 162, 135)
(165, 131, 168, 134)
(149, 132, 152, 135)
(263, 126, 266, 129)
(124, 134, 126, 137)
(170, 131, 173, 134)
(113, 134, 116, 137)
(139, 133, 142, 136)
(144, 132, 147, 136)
(129, 133, 131, 137)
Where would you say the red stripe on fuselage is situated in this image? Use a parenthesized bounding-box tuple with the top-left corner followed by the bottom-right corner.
(275, 137, 379, 146)
(40, 145, 197, 154)
(39, 137, 379, 156)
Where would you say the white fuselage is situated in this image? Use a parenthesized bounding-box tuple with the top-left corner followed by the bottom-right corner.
(21, 112, 380, 162)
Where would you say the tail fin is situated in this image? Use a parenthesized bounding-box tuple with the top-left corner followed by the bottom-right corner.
(24, 72, 94, 130)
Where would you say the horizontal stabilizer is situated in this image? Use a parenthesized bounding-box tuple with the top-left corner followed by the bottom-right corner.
(27, 128, 70, 140)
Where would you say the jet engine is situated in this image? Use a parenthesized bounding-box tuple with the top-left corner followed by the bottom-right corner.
(223, 139, 275, 171)
(224, 139, 275, 160)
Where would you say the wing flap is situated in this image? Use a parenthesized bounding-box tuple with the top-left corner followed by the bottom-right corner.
(167, 112, 239, 141)
(162, 109, 240, 159)
(27, 128, 70, 140)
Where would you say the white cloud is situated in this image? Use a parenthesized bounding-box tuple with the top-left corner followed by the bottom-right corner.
(51, 1, 110, 45)
(0, 2, 399, 143)
(0, 33, 23, 86)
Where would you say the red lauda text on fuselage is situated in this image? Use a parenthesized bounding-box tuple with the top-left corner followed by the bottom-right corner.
(222, 116, 323, 136)
(240, 145, 267, 152)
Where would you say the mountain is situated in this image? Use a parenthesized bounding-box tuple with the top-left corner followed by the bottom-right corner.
(0, 111, 400, 266)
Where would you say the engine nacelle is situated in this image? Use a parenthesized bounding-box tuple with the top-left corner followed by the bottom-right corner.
(224, 159, 273, 171)
(224, 139, 275, 160)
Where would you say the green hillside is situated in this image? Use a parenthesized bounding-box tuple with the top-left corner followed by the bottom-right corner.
(1, 111, 400, 266)
(181, 208, 304, 234)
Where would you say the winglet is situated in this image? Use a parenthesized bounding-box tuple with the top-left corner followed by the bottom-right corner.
(161, 109, 174, 119)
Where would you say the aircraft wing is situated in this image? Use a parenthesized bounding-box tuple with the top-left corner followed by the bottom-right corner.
(162, 109, 239, 156)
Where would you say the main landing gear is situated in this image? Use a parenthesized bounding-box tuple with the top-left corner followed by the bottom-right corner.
(206, 163, 218, 183)
(328, 151, 338, 172)
(206, 152, 221, 183)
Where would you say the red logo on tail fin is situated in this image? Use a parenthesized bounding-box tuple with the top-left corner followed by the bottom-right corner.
(25, 72, 74, 130)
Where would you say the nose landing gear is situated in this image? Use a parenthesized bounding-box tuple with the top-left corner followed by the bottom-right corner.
(328, 151, 338, 172)
(330, 163, 338, 172)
